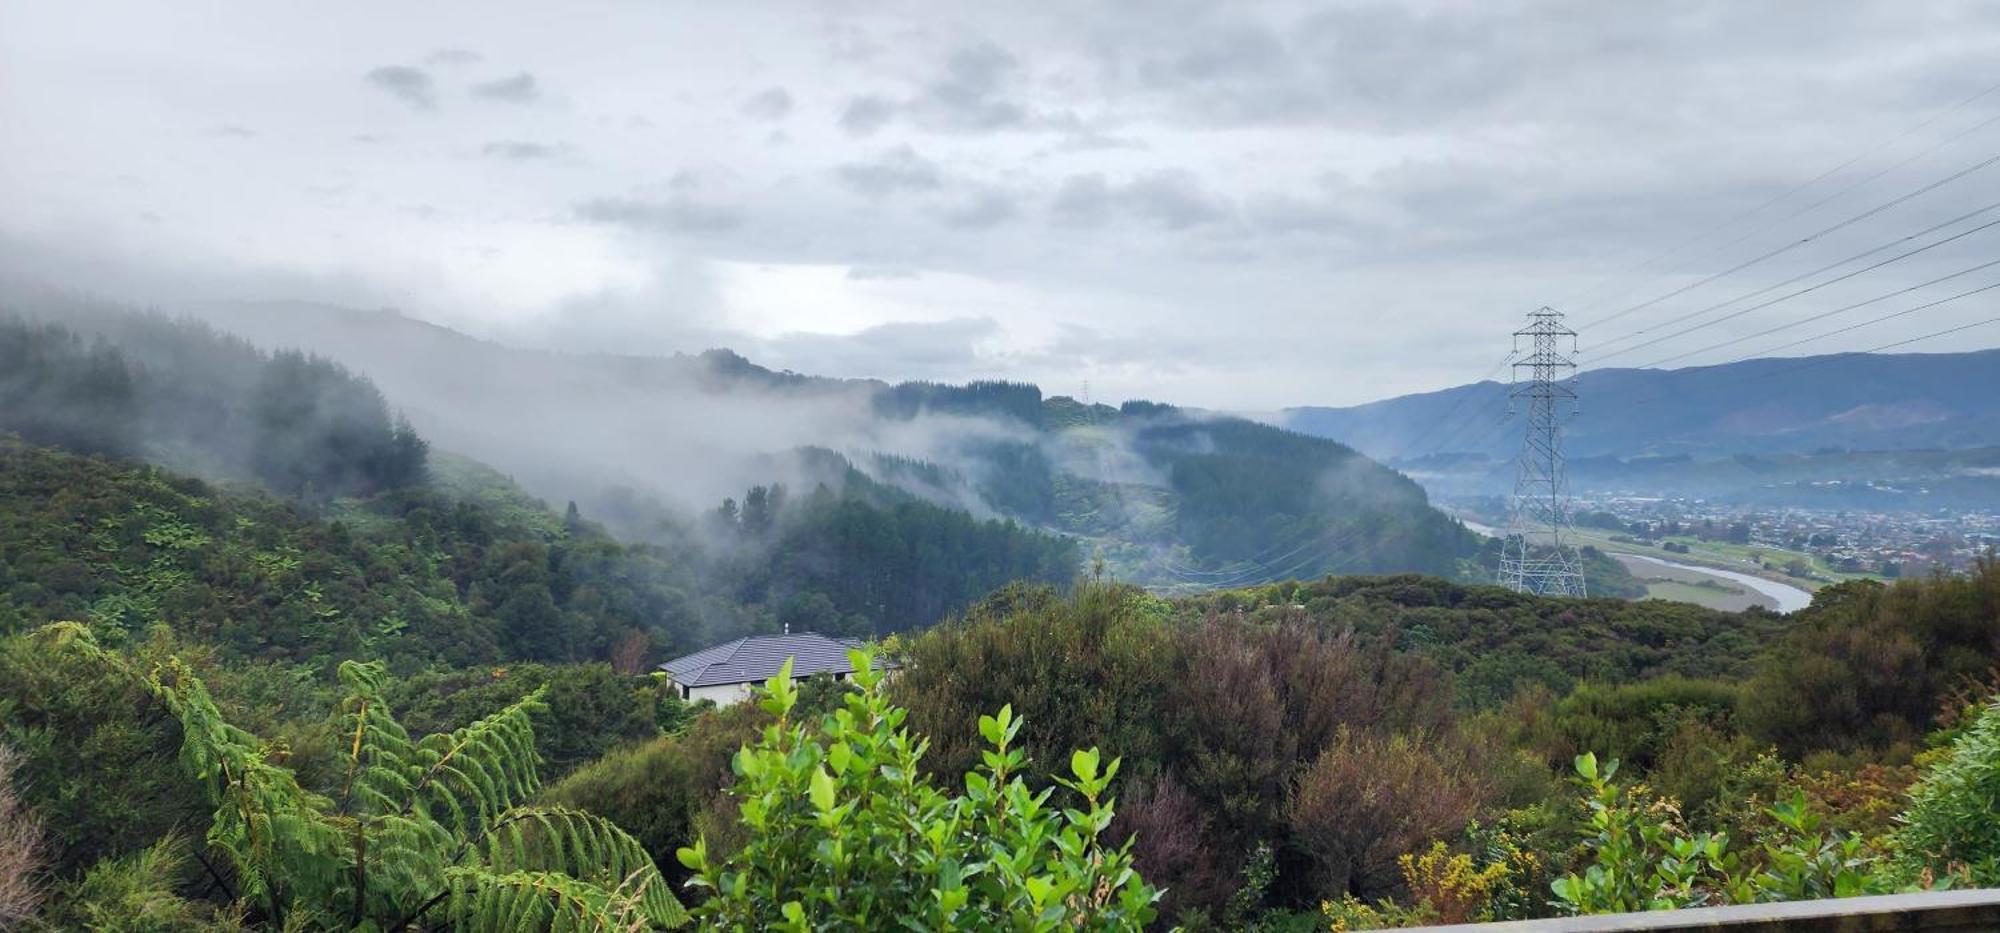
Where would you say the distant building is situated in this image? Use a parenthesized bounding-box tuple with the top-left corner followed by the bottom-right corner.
(655, 631, 888, 706)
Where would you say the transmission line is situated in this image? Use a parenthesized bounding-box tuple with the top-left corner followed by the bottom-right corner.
(1634, 261, 2000, 369)
(1594, 218, 2000, 366)
(1559, 75, 2000, 316)
(1586, 199, 2000, 360)
(1716, 277, 2000, 362)
(1579, 141, 2000, 330)
(1625, 289, 2000, 408)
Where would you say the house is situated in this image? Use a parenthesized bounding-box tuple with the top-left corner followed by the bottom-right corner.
(655, 631, 887, 706)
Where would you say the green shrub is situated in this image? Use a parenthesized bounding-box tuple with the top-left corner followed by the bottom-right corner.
(1896, 695, 2000, 884)
(678, 650, 1161, 929)
(1550, 753, 1741, 914)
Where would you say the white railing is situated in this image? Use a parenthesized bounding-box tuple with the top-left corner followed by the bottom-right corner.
(1406, 888, 2000, 931)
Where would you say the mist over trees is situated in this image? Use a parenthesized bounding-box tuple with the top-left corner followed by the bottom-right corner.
(17, 298, 1483, 585)
(0, 313, 425, 499)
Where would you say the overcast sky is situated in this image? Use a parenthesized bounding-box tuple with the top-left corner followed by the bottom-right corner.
(5, 1, 2000, 408)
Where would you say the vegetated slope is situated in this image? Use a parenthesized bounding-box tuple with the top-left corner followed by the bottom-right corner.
(1283, 348, 2000, 462)
(821, 382, 1483, 583)
(0, 437, 709, 667)
(31, 298, 1480, 584)
(702, 447, 1081, 634)
(875, 564, 1997, 924)
(0, 309, 1081, 644)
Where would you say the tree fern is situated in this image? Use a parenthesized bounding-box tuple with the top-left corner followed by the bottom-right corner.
(44, 623, 688, 930)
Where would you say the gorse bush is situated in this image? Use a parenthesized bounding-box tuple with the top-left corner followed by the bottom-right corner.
(46, 622, 687, 931)
(677, 650, 1161, 930)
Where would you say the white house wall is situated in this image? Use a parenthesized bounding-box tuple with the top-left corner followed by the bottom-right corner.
(686, 681, 760, 706)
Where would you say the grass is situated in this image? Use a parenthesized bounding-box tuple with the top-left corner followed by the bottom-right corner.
(1640, 580, 1765, 612)
(1573, 528, 1878, 592)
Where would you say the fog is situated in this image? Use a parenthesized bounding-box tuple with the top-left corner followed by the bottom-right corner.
(0, 273, 1114, 539)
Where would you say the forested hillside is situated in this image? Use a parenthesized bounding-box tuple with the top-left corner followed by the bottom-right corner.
(0, 314, 424, 499)
(22, 298, 1482, 582)
(0, 310, 1082, 644)
(866, 381, 1481, 582)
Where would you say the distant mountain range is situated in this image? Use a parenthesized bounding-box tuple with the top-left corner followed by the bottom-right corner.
(1282, 349, 2000, 464)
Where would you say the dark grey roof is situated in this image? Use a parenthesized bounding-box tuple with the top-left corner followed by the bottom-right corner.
(656, 632, 872, 687)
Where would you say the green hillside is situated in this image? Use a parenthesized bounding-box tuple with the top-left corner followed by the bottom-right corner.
(23, 301, 1483, 585)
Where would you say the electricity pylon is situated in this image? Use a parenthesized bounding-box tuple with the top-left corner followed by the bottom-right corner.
(1498, 307, 1587, 597)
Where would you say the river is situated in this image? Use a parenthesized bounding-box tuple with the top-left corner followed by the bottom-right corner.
(1615, 552, 1814, 613)
(1452, 515, 1814, 613)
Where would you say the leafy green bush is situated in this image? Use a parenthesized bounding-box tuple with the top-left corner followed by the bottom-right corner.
(1896, 694, 2000, 884)
(1550, 753, 1740, 914)
(677, 650, 1161, 929)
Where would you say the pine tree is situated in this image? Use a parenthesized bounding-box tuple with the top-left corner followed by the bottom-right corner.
(45, 623, 688, 930)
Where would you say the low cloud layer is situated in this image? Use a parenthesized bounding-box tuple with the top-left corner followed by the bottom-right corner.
(8, 1, 2000, 411)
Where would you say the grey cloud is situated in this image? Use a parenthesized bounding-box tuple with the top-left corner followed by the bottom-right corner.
(763, 317, 998, 377)
(1052, 174, 1113, 226)
(919, 40, 1027, 131)
(846, 265, 922, 280)
(937, 189, 1019, 230)
(838, 94, 897, 135)
(835, 145, 942, 198)
(1124, 171, 1231, 229)
(364, 65, 436, 110)
(426, 48, 483, 66)
(741, 86, 794, 120)
(838, 38, 1068, 136)
(471, 72, 539, 103)
(482, 140, 566, 161)
(204, 124, 256, 139)
(1051, 170, 1231, 230)
(575, 195, 745, 234)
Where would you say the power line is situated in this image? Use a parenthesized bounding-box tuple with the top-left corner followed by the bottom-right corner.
(1580, 140, 2000, 330)
(1586, 199, 2000, 360)
(1717, 277, 2000, 362)
(1374, 352, 1513, 463)
(1558, 75, 2000, 315)
(1594, 219, 2000, 366)
(1628, 298, 2000, 408)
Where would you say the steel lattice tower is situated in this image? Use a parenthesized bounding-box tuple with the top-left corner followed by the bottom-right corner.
(1498, 307, 1587, 597)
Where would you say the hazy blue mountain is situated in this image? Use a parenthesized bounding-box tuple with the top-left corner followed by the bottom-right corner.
(1283, 349, 2000, 463)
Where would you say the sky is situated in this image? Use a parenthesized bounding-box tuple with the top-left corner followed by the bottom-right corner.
(5, 0, 2000, 409)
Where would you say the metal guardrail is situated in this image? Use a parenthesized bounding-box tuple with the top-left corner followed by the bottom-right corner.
(1405, 888, 2000, 931)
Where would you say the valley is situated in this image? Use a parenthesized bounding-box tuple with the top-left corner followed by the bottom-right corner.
(8, 7, 2000, 927)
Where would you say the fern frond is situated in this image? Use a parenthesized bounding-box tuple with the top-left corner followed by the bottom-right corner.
(147, 658, 347, 913)
(405, 687, 546, 837)
(442, 867, 673, 932)
(335, 660, 416, 817)
(604, 862, 693, 931)
(471, 806, 689, 927)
